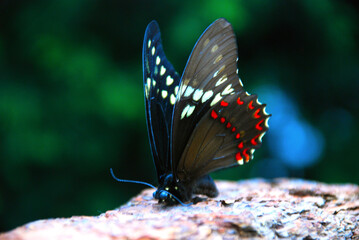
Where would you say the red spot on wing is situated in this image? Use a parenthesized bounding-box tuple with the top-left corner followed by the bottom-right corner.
(235, 133, 240, 139)
(251, 134, 260, 146)
(254, 109, 261, 118)
(238, 142, 243, 149)
(211, 110, 218, 119)
(248, 100, 254, 110)
(220, 117, 225, 123)
(255, 119, 264, 131)
(226, 122, 231, 128)
(237, 97, 244, 105)
(220, 101, 229, 107)
(231, 127, 236, 132)
(243, 148, 250, 162)
(236, 152, 242, 161)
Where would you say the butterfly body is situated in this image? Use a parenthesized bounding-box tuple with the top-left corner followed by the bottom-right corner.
(143, 18, 270, 205)
(153, 173, 218, 205)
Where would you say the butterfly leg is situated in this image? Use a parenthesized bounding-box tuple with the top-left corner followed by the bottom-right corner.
(192, 174, 219, 198)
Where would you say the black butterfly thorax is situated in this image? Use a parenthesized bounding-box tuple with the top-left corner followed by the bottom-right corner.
(142, 18, 270, 205)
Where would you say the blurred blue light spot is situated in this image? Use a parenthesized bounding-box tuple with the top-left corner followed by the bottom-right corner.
(255, 85, 325, 169)
(272, 119, 324, 169)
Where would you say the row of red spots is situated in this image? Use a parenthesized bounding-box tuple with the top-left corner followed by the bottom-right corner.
(211, 109, 233, 131)
(248, 100, 254, 110)
(211, 110, 218, 119)
(243, 148, 250, 162)
(232, 97, 247, 164)
(235, 148, 250, 162)
(255, 119, 264, 131)
(254, 109, 261, 119)
(212, 102, 246, 146)
(216, 102, 228, 123)
(248, 101, 264, 133)
(220, 100, 229, 107)
(251, 134, 260, 146)
(237, 97, 244, 105)
(236, 152, 242, 161)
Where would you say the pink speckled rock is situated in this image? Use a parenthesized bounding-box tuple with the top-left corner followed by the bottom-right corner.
(1, 179, 359, 239)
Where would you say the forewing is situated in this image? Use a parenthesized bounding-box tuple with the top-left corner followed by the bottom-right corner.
(171, 18, 270, 181)
(143, 21, 180, 180)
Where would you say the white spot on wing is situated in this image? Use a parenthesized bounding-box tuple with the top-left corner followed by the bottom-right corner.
(238, 77, 243, 86)
(161, 90, 168, 99)
(186, 105, 195, 117)
(145, 85, 149, 98)
(263, 106, 269, 116)
(184, 86, 194, 97)
(145, 78, 151, 98)
(258, 132, 266, 142)
(170, 94, 176, 105)
(154, 66, 158, 75)
(174, 86, 179, 95)
(193, 89, 203, 101)
(214, 54, 223, 64)
(213, 65, 225, 78)
(237, 159, 244, 165)
(152, 80, 156, 87)
(221, 84, 234, 95)
(166, 75, 174, 86)
(156, 56, 161, 65)
(203, 38, 210, 46)
(210, 93, 222, 106)
(201, 90, 213, 103)
(160, 66, 166, 76)
(180, 84, 187, 96)
(151, 46, 155, 55)
(264, 118, 270, 128)
(215, 74, 227, 87)
(148, 40, 151, 48)
(211, 44, 218, 53)
(181, 105, 190, 119)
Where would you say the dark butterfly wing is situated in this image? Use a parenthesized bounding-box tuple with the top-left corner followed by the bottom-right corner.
(143, 21, 181, 180)
(171, 18, 270, 182)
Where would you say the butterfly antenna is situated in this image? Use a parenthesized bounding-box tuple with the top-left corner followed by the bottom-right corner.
(110, 169, 192, 206)
(110, 168, 156, 189)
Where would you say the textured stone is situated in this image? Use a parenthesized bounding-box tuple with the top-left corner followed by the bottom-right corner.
(1, 179, 359, 239)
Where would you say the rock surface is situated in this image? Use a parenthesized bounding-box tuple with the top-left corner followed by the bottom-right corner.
(1, 178, 359, 240)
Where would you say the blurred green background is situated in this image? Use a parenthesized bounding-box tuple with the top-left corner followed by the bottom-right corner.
(1, 0, 358, 232)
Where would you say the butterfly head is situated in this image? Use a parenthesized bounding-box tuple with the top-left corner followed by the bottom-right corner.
(153, 173, 188, 205)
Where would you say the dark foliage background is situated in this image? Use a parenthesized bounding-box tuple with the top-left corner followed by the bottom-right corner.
(0, 0, 358, 232)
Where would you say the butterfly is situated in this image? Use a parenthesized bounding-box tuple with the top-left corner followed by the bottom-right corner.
(143, 18, 270, 205)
